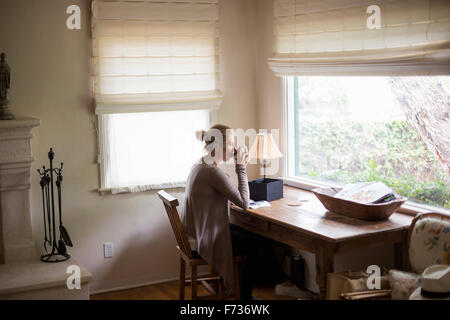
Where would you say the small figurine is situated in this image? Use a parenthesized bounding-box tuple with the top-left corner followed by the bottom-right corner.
(0, 52, 14, 120)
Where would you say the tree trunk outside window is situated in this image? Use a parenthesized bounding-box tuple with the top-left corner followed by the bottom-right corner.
(389, 77, 450, 176)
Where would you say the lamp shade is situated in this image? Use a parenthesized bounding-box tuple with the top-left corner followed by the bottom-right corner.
(249, 133, 283, 161)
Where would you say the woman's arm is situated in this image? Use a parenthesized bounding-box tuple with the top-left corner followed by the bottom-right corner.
(210, 164, 250, 209)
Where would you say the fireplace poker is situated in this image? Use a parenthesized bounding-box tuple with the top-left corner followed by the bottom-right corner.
(38, 172, 50, 252)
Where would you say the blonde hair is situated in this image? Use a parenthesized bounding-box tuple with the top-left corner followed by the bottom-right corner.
(196, 124, 232, 147)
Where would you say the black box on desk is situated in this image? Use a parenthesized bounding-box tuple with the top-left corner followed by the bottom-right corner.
(248, 178, 283, 202)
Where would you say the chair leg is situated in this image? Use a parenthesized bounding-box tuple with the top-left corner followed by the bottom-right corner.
(208, 265, 219, 293)
(233, 261, 240, 300)
(191, 265, 198, 300)
(219, 277, 224, 299)
(179, 257, 185, 300)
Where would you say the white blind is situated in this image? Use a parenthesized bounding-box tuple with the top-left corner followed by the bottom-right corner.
(92, 0, 221, 114)
(271, 0, 450, 75)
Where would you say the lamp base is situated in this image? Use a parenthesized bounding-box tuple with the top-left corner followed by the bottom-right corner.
(248, 178, 283, 202)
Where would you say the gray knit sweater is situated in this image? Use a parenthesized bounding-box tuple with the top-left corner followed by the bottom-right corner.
(181, 158, 249, 293)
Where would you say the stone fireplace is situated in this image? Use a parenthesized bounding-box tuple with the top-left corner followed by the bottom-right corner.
(0, 117, 39, 264)
(0, 117, 92, 299)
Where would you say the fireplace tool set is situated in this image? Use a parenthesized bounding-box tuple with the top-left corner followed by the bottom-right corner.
(37, 148, 73, 262)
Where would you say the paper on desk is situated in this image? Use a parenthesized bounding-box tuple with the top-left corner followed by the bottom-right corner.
(249, 200, 271, 209)
(334, 181, 394, 204)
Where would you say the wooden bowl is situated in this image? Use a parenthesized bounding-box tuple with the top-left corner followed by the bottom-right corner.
(312, 187, 407, 221)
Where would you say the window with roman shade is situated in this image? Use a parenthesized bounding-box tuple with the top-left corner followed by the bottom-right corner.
(92, 0, 221, 114)
(275, 0, 450, 212)
(270, 0, 450, 76)
(91, 0, 220, 193)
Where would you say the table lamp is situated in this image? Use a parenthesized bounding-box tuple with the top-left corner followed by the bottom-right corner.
(248, 133, 283, 202)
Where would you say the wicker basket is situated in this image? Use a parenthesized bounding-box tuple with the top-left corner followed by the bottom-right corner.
(312, 187, 407, 221)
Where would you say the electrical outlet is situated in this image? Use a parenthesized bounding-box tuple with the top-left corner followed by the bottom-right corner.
(104, 242, 113, 258)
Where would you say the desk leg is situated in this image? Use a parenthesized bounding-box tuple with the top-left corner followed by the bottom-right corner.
(315, 242, 335, 300)
(394, 230, 409, 271)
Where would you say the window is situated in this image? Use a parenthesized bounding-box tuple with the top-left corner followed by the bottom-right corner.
(99, 109, 210, 193)
(272, 0, 450, 211)
(91, 0, 220, 192)
(285, 76, 450, 209)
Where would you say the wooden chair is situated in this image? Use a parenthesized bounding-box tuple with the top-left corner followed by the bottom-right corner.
(340, 212, 450, 300)
(158, 190, 242, 300)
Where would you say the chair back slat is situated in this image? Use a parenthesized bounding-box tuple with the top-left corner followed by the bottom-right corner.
(158, 190, 192, 258)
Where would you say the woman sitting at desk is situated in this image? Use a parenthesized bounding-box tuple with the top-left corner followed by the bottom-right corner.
(181, 124, 260, 300)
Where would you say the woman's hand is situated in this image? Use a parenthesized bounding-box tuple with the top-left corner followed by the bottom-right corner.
(234, 146, 249, 167)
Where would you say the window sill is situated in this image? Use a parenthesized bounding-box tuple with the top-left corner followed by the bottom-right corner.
(281, 176, 450, 217)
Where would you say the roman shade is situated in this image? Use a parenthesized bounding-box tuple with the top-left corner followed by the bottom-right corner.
(92, 0, 221, 114)
(270, 0, 450, 75)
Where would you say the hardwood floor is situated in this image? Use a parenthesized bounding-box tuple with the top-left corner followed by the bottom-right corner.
(91, 280, 298, 300)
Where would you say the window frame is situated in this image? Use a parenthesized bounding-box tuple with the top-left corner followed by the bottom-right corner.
(282, 76, 450, 216)
(97, 109, 216, 194)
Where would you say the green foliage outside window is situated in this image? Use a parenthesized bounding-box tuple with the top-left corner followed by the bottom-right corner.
(297, 120, 450, 208)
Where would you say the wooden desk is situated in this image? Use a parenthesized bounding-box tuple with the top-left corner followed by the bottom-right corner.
(230, 186, 413, 299)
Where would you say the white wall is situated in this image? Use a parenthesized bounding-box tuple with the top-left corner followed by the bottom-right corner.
(0, 0, 258, 292)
